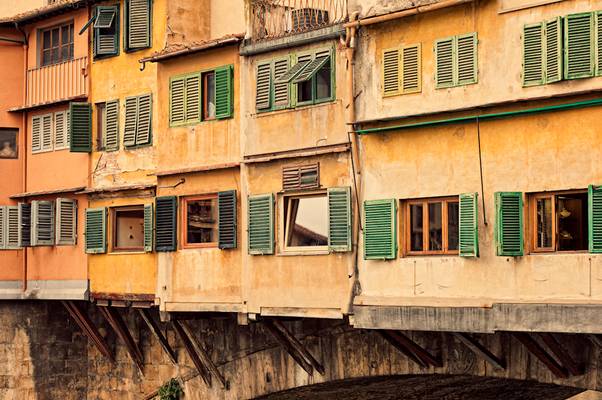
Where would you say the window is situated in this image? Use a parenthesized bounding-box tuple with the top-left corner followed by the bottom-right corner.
(405, 197, 459, 255)
(0, 129, 18, 159)
(125, 0, 151, 51)
(382, 44, 422, 97)
(203, 71, 216, 120)
(435, 33, 477, 88)
(31, 200, 54, 246)
(182, 195, 218, 248)
(530, 191, 588, 252)
(112, 206, 144, 252)
(294, 50, 333, 105)
(31, 104, 90, 154)
(55, 198, 77, 245)
(123, 94, 152, 148)
(93, 6, 119, 57)
(96, 101, 119, 151)
(523, 18, 562, 86)
(40, 22, 74, 66)
(284, 193, 328, 250)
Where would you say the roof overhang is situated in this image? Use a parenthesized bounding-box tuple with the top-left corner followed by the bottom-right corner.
(139, 35, 244, 64)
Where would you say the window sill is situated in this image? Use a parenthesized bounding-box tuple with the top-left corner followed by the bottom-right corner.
(254, 99, 338, 118)
(109, 251, 148, 255)
(528, 250, 590, 255)
(402, 254, 459, 258)
(278, 249, 330, 256)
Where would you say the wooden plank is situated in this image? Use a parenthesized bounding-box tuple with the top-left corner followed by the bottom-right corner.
(263, 320, 314, 375)
(99, 306, 144, 374)
(137, 308, 178, 365)
(271, 320, 325, 375)
(62, 301, 115, 363)
(453, 332, 506, 370)
(178, 320, 227, 388)
(378, 330, 428, 368)
(513, 332, 568, 379)
(172, 320, 212, 387)
(539, 333, 582, 376)
(392, 331, 442, 367)
(588, 334, 602, 348)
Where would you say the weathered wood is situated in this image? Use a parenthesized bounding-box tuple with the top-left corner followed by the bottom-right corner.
(378, 330, 428, 368)
(453, 332, 506, 370)
(178, 320, 227, 388)
(539, 333, 582, 376)
(513, 332, 568, 379)
(588, 334, 602, 348)
(263, 320, 314, 375)
(171, 320, 212, 387)
(271, 319, 325, 375)
(62, 301, 115, 363)
(137, 308, 178, 365)
(98, 306, 144, 374)
(391, 331, 442, 367)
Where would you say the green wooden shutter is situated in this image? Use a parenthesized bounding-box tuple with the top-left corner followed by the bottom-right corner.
(104, 100, 119, 151)
(457, 33, 477, 85)
(185, 74, 200, 123)
(123, 96, 138, 147)
(292, 51, 330, 84)
(144, 203, 153, 252)
(382, 48, 400, 96)
(32, 200, 54, 247)
(401, 44, 421, 94)
(31, 116, 41, 153)
(256, 62, 272, 111)
(363, 199, 397, 260)
(18, 203, 31, 247)
(94, 6, 119, 57)
(218, 190, 237, 249)
(6, 206, 19, 249)
(156, 196, 177, 252)
(170, 76, 185, 126)
(215, 65, 233, 119)
(136, 94, 152, 146)
(589, 185, 602, 253)
(564, 12, 594, 79)
(273, 58, 291, 108)
(523, 23, 544, 86)
(126, 0, 151, 50)
(55, 198, 77, 246)
(435, 37, 455, 88)
(0, 207, 5, 249)
(69, 102, 92, 153)
(85, 208, 106, 254)
(597, 12, 602, 75)
(328, 187, 351, 252)
(495, 192, 523, 256)
(546, 17, 563, 83)
(248, 194, 274, 255)
(459, 193, 479, 257)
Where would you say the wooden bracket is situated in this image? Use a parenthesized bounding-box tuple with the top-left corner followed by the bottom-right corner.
(99, 306, 144, 374)
(513, 332, 568, 379)
(178, 320, 226, 389)
(263, 319, 325, 376)
(62, 301, 115, 363)
(453, 333, 505, 370)
(378, 330, 428, 368)
(388, 331, 442, 368)
(588, 334, 602, 348)
(538, 333, 582, 376)
(138, 308, 178, 366)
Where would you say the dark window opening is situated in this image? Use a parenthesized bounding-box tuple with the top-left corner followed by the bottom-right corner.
(113, 208, 144, 251)
(184, 196, 218, 246)
(0, 129, 18, 159)
(202, 71, 216, 120)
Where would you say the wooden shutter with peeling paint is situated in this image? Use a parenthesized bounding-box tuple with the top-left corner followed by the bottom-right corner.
(256, 61, 272, 111)
(564, 12, 594, 80)
(282, 163, 320, 191)
(459, 193, 479, 257)
(31, 116, 42, 153)
(6, 206, 19, 249)
(56, 198, 77, 246)
(523, 23, 544, 86)
(364, 199, 397, 260)
(69, 102, 92, 153)
(495, 192, 523, 256)
(435, 37, 454, 88)
(94, 5, 119, 57)
(41, 114, 53, 152)
(32, 200, 54, 247)
(0, 207, 5, 249)
(123, 96, 138, 147)
(155, 196, 177, 252)
(124, 94, 152, 147)
(546, 17, 563, 83)
(273, 57, 291, 108)
(18, 203, 31, 248)
(85, 208, 106, 254)
(104, 100, 119, 151)
(218, 190, 237, 249)
(126, 0, 151, 51)
(382, 48, 400, 96)
(328, 187, 351, 252)
(215, 65, 233, 119)
(169, 76, 186, 125)
(457, 33, 477, 85)
(185, 74, 200, 123)
(144, 203, 153, 252)
(248, 194, 274, 255)
(402, 44, 421, 94)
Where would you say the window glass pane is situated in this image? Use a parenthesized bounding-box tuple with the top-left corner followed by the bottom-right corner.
(186, 198, 218, 244)
(51, 48, 59, 64)
(42, 30, 51, 50)
(203, 72, 216, 120)
(0, 129, 18, 159)
(286, 196, 328, 247)
(428, 202, 443, 251)
(51, 28, 59, 47)
(61, 26, 70, 45)
(114, 209, 144, 249)
(315, 60, 331, 100)
(447, 201, 459, 251)
(297, 80, 312, 103)
(536, 197, 553, 248)
(61, 45, 70, 61)
(42, 50, 52, 66)
(557, 193, 588, 251)
(410, 204, 423, 251)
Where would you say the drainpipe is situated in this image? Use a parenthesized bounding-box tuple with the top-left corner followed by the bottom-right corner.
(17, 23, 28, 293)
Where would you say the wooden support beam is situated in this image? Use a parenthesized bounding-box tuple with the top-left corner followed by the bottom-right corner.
(513, 332, 568, 379)
(378, 330, 428, 368)
(62, 301, 115, 363)
(588, 334, 602, 348)
(263, 320, 314, 375)
(538, 333, 582, 376)
(137, 308, 178, 365)
(172, 320, 212, 387)
(271, 320, 325, 375)
(391, 331, 442, 368)
(453, 333, 505, 370)
(99, 306, 144, 374)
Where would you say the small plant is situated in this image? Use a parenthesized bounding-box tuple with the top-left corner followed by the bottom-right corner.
(158, 378, 184, 400)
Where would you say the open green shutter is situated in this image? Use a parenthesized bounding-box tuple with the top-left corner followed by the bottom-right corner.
(144, 203, 153, 252)
(18, 203, 31, 248)
(215, 65, 233, 119)
(459, 193, 479, 257)
(328, 187, 352, 252)
(69, 102, 92, 153)
(256, 62, 272, 111)
(156, 196, 177, 252)
(218, 190, 237, 249)
(401, 44, 421, 94)
(495, 192, 523, 256)
(363, 199, 397, 260)
(85, 208, 106, 254)
(435, 37, 455, 88)
(94, 5, 119, 57)
(523, 23, 544, 86)
(170, 77, 185, 125)
(126, 0, 151, 50)
(546, 17, 563, 83)
(292, 51, 330, 84)
(185, 74, 200, 123)
(105, 100, 119, 151)
(457, 33, 477, 85)
(248, 194, 274, 255)
(589, 185, 602, 253)
(564, 12, 594, 79)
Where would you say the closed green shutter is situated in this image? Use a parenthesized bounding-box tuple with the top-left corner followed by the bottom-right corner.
(156, 196, 177, 252)
(546, 17, 563, 83)
(523, 23, 544, 86)
(215, 65, 233, 119)
(31, 116, 41, 153)
(169, 77, 185, 125)
(123, 96, 138, 147)
(55, 198, 77, 246)
(18, 203, 31, 248)
(6, 206, 19, 249)
(94, 6, 119, 57)
(144, 203, 153, 252)
(382, 48, 400, 96)
(104, 100, 119, 151)
(457, 33, 477, 85)
(218, 190, 237, 249)
(459, 193, 479, 257)
(69, 102, 92, 153)
(0, 207, 5, 249)
(136, 94, 152, 146)
(435, 37, 455, 88)
(273, 58, 291, 108)
(597, 12, 602, 75)
(185, 74, 200, 123)
(126, 0, 151, 51)
(248, 194, 274, 255)
(495, 192, 523, 256)
(564, 12, 594, 79)
(401, 44, 421, 94)
(328, 187, 351, 252)
(32, 200, 54, 247)
(363, 199, 397, 260)
(256, 62, 272, 111)
(589, 185, 602, 253)
(85, 208, 106, 254)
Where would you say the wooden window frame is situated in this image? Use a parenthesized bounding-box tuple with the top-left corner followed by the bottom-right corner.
(528, 189, 588, 254)
(110, 205, 145, 252)
(280, 190, 329, 254)
(39, 21, 74, 67)
(403, 196, 459, 256)
(181, 194, 219, 249)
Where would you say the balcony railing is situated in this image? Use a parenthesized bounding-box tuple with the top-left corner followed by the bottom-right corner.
(250, 0, 348, 42)
(26, 56, 88, 108)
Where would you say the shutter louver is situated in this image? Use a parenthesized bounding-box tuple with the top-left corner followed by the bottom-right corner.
(136, 94, 152, 146)
(144, 203, 153, 252)
(6, 206, 19, 249)
(248, 194, 274, 255)
(402, 44, 421, 94)
(94, 6, 119, 57)
(495, 192, 523, 256)
(156, 196, 177, 252)
(18, 203, 31, 248)
(85, 208, 106, 254)
(56, 198, 77, 246)
(459, 193, 479, 257)
(282, 163, 320, 191)
(256, 62, 272, 111)
(382, 48, 400, 96)
(564, 12, 594, 79)
(185, 74, 200, 123)
(170, 77, 185, 125)
(31, 116, 41, 153)
(105, 100, 119, 151)
(328, 187, 351, 252)
(457, 33, 477, 85)
(41, 114, 53, 151)
(597, 12, 602, 75)
(54, 111, 67, 150)
(523, 23, 544, 86)
(273, 58, 291, 107)
(215, 65, 233, 119)
(69, 102, 92, 153)
(32, 200, 54, 246)
(292, 53, 330, 84)
(218, 190, 237, 249)
(589, 185, 602, 253)
(94, 8, 116, 28)
(127, 0, 151, 50)
(546, 17, 563, 83)
(363, 199, 397, 260)
(435, 37, 454, 88)
(0, 207, 5, 249)
(123, 96, 138, 147)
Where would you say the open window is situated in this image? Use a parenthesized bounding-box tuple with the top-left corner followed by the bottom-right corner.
(405, 197, 459, 255)
(283, 193, 328, 251)
(202, 71, 216, 120)
(182, 195, 218, 248)
(112, 206, 144, 252)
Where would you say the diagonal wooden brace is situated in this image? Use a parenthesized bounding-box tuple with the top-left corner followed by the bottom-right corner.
(172, 320, 212, 387)
(137, 308, 178, 365)
(178, 320, 226, 389)
(391, 331, 442, 368)
(513, 332, 568, 379)
(62, 301, 115, 363)
(538, 333, 582, 376)
(99, 306, 144, 374)
(378, 330, 428, 368)
(453, 332, 505, 370)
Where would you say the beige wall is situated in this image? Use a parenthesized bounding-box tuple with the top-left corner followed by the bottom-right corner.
(0, 0, 44, 18)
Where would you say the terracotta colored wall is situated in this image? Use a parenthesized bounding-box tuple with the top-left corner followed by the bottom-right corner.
(0, 0, 45, 18)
